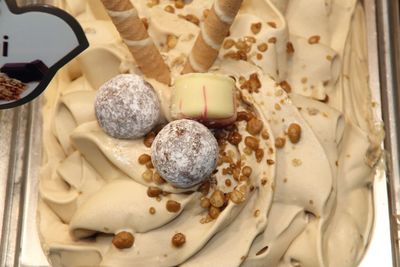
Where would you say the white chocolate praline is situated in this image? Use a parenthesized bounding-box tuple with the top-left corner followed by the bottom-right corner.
(95, 74, 161, 139)
(171, 73, 237, 126)
(151, 119, 219, 188)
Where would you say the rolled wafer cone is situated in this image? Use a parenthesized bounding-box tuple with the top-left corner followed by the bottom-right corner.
(182, 0, 243, 74)
(100, 0, 171, 85)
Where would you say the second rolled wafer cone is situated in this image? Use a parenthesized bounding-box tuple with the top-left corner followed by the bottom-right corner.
(101, 0, 171, 85)
(183, 0, 243, 74)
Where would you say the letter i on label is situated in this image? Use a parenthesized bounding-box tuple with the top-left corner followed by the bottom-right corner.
(3, 35, 8, 57)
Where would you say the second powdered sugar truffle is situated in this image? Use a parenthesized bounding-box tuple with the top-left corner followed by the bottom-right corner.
(151, 119, 219, 188)
(95, 74, 161, 139)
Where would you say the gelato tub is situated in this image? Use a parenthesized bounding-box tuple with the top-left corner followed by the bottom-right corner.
(0, 0, 399, 266)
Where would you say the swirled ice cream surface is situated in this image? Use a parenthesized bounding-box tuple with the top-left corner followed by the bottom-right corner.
(38, 0, 383, 266)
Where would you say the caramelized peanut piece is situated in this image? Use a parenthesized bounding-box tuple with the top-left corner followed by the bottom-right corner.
(275, 137, 286, 149)
(245, 136, 260, 150)
(210, 190, 225, 208)
(251, 22, 262, 34)
(246, 118, 263, 135)
(208, 206, 221, 219)
(288, 123, 302, 144)
(138, 154, 151, 164)
(172, 233, 186, 247)
(164, 5, 175, 13)
(166, 200, 181, 212)
(144, 132, 156, 147)
(308, 35, 321, 44)
(147, 186, 162, 197)
(112, 231, 134, 249)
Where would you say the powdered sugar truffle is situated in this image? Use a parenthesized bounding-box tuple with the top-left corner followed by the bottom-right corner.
(151, 119, 219, 188)
(95, 74, 161, 139)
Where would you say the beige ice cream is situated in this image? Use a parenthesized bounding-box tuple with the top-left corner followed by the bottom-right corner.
(38, 0, 383, 266)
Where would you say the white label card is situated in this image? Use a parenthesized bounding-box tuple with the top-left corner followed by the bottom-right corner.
(0, 0, 88, 109)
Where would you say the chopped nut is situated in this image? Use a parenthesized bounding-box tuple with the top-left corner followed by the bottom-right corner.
(225, 179, 232, 187)
(268, 37, 277, 44)
(286, 42, 295, 54)
(146, 161, 154, 169)
(288, 123, 302, 144)
(203, 8, 210, 18)
(144, 132, 156, 147)
(208, 206, 221, 219)
(223, 39, 235, 49)
(308, 35, 321, 44)
(228, 131, 242, 145)
(153, 172, 166, 184)
(237, 50, 248, 61)
(242, 166, 252, 177)
(251, 22, 262, 34)
(167, 35, 178, 49)
(164, 5, 175, 13)
(172, 233, 186, 247)
(237, 111, 253, 122)
(230, 187, 247, 204)
(197, 180, 210, 195)
(292, 158, 302, 167)
(249, 73, 261, 92)
(279, 80, 292, 93)
(245, 36, 256, 43)
(275, 137, 286, 148)
(174, 0, 185, 9)
(182, 14, 200, 25)
(200, 197, 211, 209)
(147, 186, 162, 197)
(244, 136, 260, 150)
(244, 147, 252, 155)
(255, 149, 264, 162)
(149, 207, 156, 214)
(112, 231, 134, 249)
(142, 169, 153, 182)
(138, 154, 151, 164)
(257, 43, 268, 52)
(235, 40, 247, 50)
(166, 200, 181, 213)
(147, 0, 159, 7)
(210, 190, 225, 208)
(266, 159, 275, 165)
(267, 21, 277, 28)
(261, 130, 270, 140)
(246, 118, 263, 135)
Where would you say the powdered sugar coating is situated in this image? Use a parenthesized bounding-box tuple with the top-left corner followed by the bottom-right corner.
(151, 119, 219, 188)
(95, 74, 161, 139)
